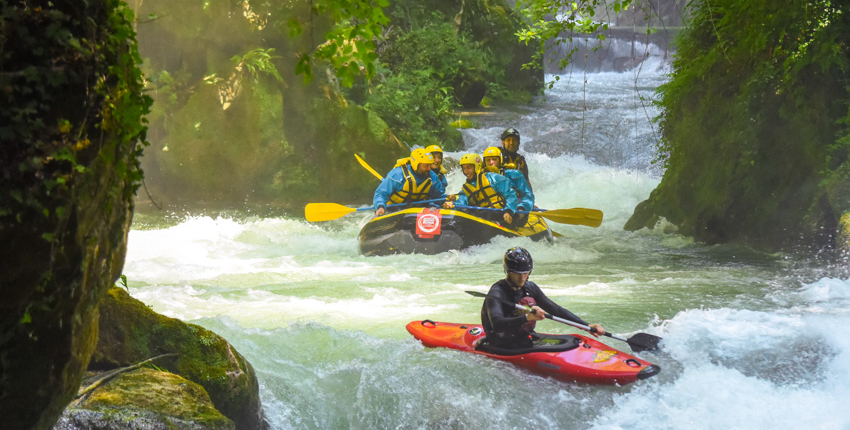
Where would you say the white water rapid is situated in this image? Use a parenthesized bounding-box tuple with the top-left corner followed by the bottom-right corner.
(124, 60, 850, 429)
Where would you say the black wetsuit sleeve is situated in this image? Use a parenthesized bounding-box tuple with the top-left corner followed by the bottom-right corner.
(525, 282, 589, 326)
(481, 282, 527, 333)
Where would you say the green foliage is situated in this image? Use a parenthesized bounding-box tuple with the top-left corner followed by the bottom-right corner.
(366, 73, 458, 146)
(232, 48, 283, 82)
(381, 23, 490, 79)
(655, 0, 849, 167)
(516, 0, 634, 86)
(289, 0, 390, 87)
(638, 0, 850, 248)
(132, 0, 541, 205)
(362, 23, 500, 147)
(0, 1, 151, 238)
(119, 274, 130, 293)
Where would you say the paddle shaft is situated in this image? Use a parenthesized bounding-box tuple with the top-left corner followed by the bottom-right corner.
(455, 205, 597, 217)
(453, 205, 532, 215)
(305, 198, 448, 222)
(519, 301, 629, 343)
(452, 205, 602, 227)
(378, 198, 446, 211)
(355, 154, 384, 181)
(466, 290, 627, 342)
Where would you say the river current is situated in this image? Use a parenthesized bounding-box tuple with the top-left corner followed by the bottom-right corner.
(126, 63, 850, 429)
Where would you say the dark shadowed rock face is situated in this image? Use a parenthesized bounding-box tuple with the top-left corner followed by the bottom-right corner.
(88, 288, 266, 430)
(0, 2, 149, 428)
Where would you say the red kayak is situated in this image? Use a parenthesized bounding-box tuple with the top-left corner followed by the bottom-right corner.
(406, 320, 661, 385)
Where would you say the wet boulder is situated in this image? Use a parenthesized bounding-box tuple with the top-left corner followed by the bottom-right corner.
(88, 287, 266, 430)
(54, 368, 234, 430)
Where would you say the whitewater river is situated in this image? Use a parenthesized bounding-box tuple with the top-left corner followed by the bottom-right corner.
(125, 64, 850, 429)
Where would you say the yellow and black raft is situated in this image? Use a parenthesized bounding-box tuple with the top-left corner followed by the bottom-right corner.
(304, 201, 603, 257)
(357, 206, 554, 256)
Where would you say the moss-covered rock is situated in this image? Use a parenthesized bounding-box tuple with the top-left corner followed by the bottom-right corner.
(55, 368, 234, 430)
(0, 3, 150, 429)
(90, 288, 265, 430)
(626, 1, 850, 252)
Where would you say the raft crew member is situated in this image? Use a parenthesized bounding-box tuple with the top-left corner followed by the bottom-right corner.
(446, 153, 518, 226)
(483, 146, 534, 227)
(480, 247, 606, 350)
(500, 127, 531, 189)
(373, 148, 448, 216)
(425, 144, 448, 189)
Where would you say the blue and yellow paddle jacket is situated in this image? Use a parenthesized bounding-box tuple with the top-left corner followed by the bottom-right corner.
(501, 149, 531, 189)
(373, 162, 447, 210)
(501, 168, 534, 212)
(456, 171, 518, 214)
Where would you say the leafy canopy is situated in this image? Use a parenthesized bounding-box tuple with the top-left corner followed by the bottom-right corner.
(290, 0, 390, 87)
(516, 0, 636, 86)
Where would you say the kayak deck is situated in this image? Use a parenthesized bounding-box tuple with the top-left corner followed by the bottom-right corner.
(406, 320, 660, 385)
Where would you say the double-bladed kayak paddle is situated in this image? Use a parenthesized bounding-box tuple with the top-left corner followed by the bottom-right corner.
(465, 290, 662, 353)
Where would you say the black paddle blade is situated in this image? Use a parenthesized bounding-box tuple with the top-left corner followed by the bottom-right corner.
(626, 333, 662, 352)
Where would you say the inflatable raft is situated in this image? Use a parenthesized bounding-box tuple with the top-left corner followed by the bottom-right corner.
(358, 207, 553, 256)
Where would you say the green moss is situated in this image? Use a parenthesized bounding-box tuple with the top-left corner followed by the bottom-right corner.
(84, 369, 230, 424)
(92, 288, 262, 429)
(629, 0, 850, 251)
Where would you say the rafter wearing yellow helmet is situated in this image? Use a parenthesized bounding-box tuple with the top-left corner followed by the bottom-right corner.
(453, 153, 518, 226)
(425, 144, 448, 189)
(373, 148, 448, 217)
(483, 146, 535, 222)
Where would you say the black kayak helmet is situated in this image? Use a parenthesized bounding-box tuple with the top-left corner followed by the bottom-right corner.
(501, 127, 520, 142)
(503, 246, 533, 274)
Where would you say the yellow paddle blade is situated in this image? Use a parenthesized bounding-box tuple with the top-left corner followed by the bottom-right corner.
(539, 208, 603, 227)
(304, 203, 358, 222)
(355, 154, 384, 181)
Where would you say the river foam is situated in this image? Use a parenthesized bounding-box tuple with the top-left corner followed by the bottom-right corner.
(123, 66, 850, 429)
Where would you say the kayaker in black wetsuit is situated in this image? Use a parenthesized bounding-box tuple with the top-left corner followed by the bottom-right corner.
(480, 247, 605, 349)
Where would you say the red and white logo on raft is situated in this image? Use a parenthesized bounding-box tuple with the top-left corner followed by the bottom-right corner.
(416, 208, 442, 238)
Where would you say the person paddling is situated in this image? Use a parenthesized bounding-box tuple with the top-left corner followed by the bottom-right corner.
(446, 153, 518, 225)
(499, 127, 531, 189)
(480, 247, 605, 350)
(425, 144, 448, 189)
(483, 146, 534, 227)
(373, 148, 449, 216)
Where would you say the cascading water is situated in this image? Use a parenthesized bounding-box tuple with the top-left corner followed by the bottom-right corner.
(125, 58, 850, 429)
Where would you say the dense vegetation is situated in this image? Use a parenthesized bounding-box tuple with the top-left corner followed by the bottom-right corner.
(134, 0, 542, 209)
(351, 0, 543, 146)
(626, 0, 850, 252)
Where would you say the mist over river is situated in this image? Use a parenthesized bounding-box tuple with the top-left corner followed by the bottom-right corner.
(125, 62, 850, 429)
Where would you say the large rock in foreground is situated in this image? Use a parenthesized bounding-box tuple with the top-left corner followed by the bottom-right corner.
(0, 3, 150, 429)
(88, 288, 266, 430)
(55, 368, 234, 430)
